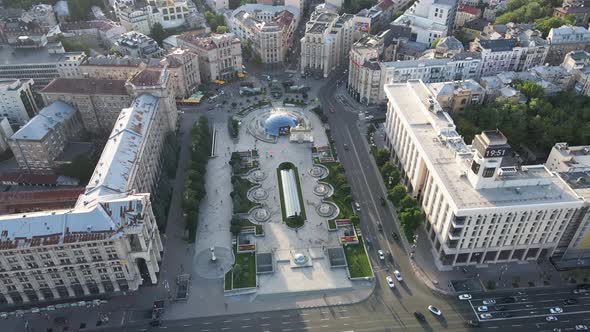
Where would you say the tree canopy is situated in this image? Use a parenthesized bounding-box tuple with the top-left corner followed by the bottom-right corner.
(150, 23, 166, 46)
(454, 91, 590, 158)
(67, 0, 103, 21)
(495, 0, 562, 25)
(205, 11, 225, 31)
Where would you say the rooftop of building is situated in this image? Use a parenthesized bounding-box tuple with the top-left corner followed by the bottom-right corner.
(128, 67, 165, 86)
(0, 46, 84, 67)
(382, 52, 479, 69)
(84, 94, 159, 197)
(555, 6, 590, 13)
(0, 192, 149, 248)
(436, 36, 464, 52)
(82, 55, 144, 67)
(0, 79, 31, 92)
(476, 38, 518, 51)
(463, 18, 491, 31)
(384, 80, 580, 209)
(458, 4, 480, 15)
(0, 187, 84, 209)
(428, 79, 484, 97)
(11, 101, 77, 141)
(549, 25, 590, 38)
(40, 78, 129, 95)
(177, 32, 239, 50)
(60, 20, 120, 32)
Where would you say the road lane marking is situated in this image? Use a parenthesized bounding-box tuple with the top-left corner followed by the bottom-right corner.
(183, 325, 191, 327)
(242, 318, 251, 321)
(282, 322, 291, 325)
(262, 316, 271, 319)
(321, 325, 329, 328)
(282, 329, 292, 331)
(223, 320, 232, 323)
(221, 328, 230, 330)
(321, 318, 330, 320)
(340, 316, 351, 319)
(241, 326, 251, 328)
(261, 323, 270, 326)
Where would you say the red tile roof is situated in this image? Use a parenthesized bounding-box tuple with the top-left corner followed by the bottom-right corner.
(458, 5, 481, 16)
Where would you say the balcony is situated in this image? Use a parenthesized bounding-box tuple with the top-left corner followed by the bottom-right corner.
(448, 229, 462, 240)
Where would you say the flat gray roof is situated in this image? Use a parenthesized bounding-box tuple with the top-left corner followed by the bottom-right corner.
(0, 47, 83, 66)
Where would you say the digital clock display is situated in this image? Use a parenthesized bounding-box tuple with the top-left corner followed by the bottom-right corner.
(484, 145, 510, 158)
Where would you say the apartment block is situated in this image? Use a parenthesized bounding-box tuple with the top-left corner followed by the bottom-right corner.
(9, 101, 84, 174)
(76, 56, 145, 81)
(161, 48, 201, 98)
(115, 31, 165, 59)
(471, 23, 549, 76)
(454, 4, 480, 29)
(230, 4, 298, 64)
(0, 46, 86, 87)
(393, 0, 459, 46)
(300, 10, 371, 78)
(177, 32, 243, 81)
(546, 25, 590, 66)
(562, 50, 590, 96)
(39, 78, 133, 135)
(383, 80, 584, 268)
(349, 52, 481, 105)
(427, 79, 484, 113)
(0, 79, 39, 126)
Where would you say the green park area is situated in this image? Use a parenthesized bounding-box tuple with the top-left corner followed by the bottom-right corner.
(344, 237, 372, 278)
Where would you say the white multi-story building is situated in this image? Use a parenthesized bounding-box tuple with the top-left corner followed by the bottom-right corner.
(230, 4, 298, 64)
(394, 0, 459, 46)
(471, 25, 549, 76)
(546, 25, 590, 65)
(0, 79, 39, 126)
(21, 4, 57, 28)
(300, 10, 371, 77)
(562, 50, 590, 96)
(0, 91, 171, 305)
(0, 46, 86, 87)
(149, 0, 190, 29)
(383, 80, 584, 268)
(115, 31, 165, 58)
(115, 2, 162, 35)
(161, 48, 201, 98)
(349, 52, 481, 104)
(545, 143, 590, 267)
(177, 32, 243, 81)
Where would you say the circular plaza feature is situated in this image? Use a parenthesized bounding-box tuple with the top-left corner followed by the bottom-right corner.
(248, 186, 268, 201)
(309, 164, 328, 179)
(249, 169, 267, 182)
(313, 182, 333, 197)
(194, 246, 235, 279)
(250, 206, 271, 222)
(293, 253, 307, 265)
(246, 107, 313, 143)
(316, 201, 339, 219)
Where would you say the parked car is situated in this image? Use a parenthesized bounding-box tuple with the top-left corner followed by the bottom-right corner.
(575, 325, 589, 330)
(458, 294, 472, 300)
(428, 305, 442, 316)
(386, 276, 395, 288)
(479, 313, 492, 319)
(483, 299, 496, 305)
(546, 316, 558, 322)
(393, 270, 403, 281)
(377, 250, 385, 260)
(477, 306, 488, 312)
(414, 311, 426, 321)
(354, 201, 360, 211)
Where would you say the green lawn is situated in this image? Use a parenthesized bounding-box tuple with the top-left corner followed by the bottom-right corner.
(277, 163, 306, 228)
(224, 271, 232, 290)
(344, 237, 372, 278)
(322, 162, 353, 220)
(232, 176, 257, 213)
(238, 218, 263, 235)
(232, 252, 256, 289)
(328, 219, 336, 230)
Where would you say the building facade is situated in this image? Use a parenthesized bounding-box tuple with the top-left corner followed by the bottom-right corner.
(230, 4, 298, 64)
(0, 46, 86, 87)
(0, 79, 39, 126)
(161, 48, 201, 99)
(76, 56, 145, 81)
(177, 32, 243, 81)
(39, 78, 133, 136)
(383, 80, 584, 268)
(454, 4, 480, 29)
(546, 25, 590, 66)
(300, 10, 371, 77)
(393, 0, 459, 46)
(471, 35, 549, 76)
(9, 101, 84, 174)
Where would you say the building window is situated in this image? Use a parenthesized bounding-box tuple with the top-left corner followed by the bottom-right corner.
(483, 167, 495, 178)
(471, 160, 480, 174)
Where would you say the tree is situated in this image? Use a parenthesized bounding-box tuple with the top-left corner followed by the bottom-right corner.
(400, 207, 422, 230)
(380, 161, 396, 178)
(373, 148, 390, 167)
(535, 15, 575, 37)
(512, 79, 544, 100)
(431, 38, 441, 48)
(216, 25, 227, 34)
(150, 23, 166, 46)
(56, 153, 97, 184)
(387, 184, 406, 206)
(398, 195, 417, 212)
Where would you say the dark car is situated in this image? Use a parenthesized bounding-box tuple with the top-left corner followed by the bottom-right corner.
(500, 312, 513, 318)
(577, 284, 590, 290)
(466, 320, 480, 327)
(378, 223, 383, 232)
(564, 298, 579, 305)
(387, 252, 394, 263)
(414, 311, 426, 321)
(499, 297, 516, 303)
(391, 232, 399, 240)
(494, 305, 506, 311)
(379, 196, 386, 206)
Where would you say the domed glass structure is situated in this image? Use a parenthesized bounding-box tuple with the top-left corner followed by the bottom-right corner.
(264, 113, 298, 136)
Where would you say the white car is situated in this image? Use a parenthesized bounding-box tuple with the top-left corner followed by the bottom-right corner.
(477, 306, 488, 312)
(354, 202, 361, 211)
(428, 305, 442, 316)
(393, 270, 403, 281)
(378, 250, 385, 260)
(575, 325, 588, 331)
(546, 316, 558, 322)
(458, 294, 472, 300)
(483, 299, 496, 305)
(549, 307, 563, 314)
(479, 314, 492, 319)
(386, 276, 395, 288)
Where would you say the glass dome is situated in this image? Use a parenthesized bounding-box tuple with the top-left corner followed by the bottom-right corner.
(264, 113, 298, 136)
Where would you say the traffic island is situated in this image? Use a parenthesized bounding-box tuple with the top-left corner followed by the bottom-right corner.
(343, 237, 373, 279)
